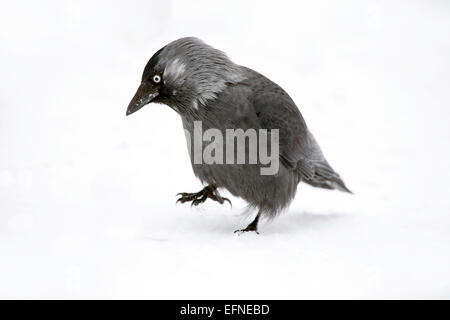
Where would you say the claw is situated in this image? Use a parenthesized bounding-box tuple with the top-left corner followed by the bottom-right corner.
(222, 197, 232, 207)
(176, 186, 232, 208)
(234, 229, 259, 235)
(191, 200, 199, 207)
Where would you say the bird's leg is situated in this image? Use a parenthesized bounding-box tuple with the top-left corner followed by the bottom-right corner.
(176, 185, 231, 207)
(234, 212, 261, 235)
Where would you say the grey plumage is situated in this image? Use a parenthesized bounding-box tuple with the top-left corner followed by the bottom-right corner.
(127, 37, 351, 233)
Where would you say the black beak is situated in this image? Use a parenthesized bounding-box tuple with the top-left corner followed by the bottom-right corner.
(126, 82, 159, 116)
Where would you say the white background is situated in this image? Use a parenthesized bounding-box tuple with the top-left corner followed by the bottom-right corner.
(1, 0, 449, 299)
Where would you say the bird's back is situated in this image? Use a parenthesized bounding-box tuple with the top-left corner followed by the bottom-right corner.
(242, 67, 351, 193)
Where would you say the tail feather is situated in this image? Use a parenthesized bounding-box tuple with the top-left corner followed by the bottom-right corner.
(296, 131, 352, 193)
(303, 161, 352, 194)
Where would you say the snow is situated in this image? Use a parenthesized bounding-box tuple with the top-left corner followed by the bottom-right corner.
(1, 0, 450, 299)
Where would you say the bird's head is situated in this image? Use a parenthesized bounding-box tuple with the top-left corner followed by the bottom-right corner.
(126, 37, 244, 116)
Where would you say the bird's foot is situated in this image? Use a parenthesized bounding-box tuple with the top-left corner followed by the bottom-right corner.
(234, 213, 260, 235)
(234, 225, 259, 235)
(176, 185, 231, 207)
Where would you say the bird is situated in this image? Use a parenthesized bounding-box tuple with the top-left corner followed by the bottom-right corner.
(126, 37, 351, 234)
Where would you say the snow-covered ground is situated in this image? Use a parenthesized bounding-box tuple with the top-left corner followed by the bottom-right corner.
(1, 0, 450, 299)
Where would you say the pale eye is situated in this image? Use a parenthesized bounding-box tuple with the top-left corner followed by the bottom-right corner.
(153, 74, 161, 83)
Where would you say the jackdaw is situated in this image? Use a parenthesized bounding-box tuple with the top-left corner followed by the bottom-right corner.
(127, 37, 351, 233)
